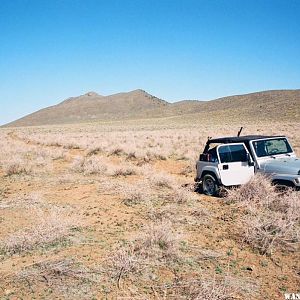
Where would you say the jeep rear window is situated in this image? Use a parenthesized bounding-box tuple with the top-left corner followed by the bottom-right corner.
(218, 144, 248, 163)
(252, 138, 293, 157)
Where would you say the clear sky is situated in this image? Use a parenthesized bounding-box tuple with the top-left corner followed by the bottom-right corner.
(0, 0, 300, 125)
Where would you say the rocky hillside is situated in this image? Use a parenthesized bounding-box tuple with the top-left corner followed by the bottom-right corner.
(4, 89, 300, 127)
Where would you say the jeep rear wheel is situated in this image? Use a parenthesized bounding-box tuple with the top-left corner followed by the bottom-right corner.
(202, 174, 219, 196)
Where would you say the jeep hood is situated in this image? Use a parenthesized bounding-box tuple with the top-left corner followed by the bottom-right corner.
(260, 157, 300, 175)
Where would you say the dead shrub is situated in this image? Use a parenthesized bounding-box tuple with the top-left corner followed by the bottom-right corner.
(86, 146, 103, 156)
(111, 166, 137, 177)
(126, 151, 137, 161)
(0, 208, 79, 255)
(0, 193, 44, 209)
(150, 172, 175, 189)
(146, 150, 167, 161)
(160, 278, 236, 300)
(226, 173, 275, 205)
(4, 158, 32, 176)
(71, 156, 107, 175)
(106, 222, 180, 288)
(170, 186, 198, 203)
(271, 189, 300, 218)
(106, 247, 141, 288)
(226, 174, 300, 254)
(70, 156, 85, 173)
(243, 210, 299, 255)
(122, 181, 150, 205)
(135, 221, 180, 259)
(16, 258, 100, 299)
(109, 147, 125, 156)
(64, 142, 80, 149)
(50, 149, 66, 160)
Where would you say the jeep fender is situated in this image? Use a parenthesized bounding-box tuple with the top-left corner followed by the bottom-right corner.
(199, 166, 221, 184)
(271, 174, 299, 187)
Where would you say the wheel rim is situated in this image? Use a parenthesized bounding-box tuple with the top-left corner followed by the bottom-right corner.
(203, 178, 215, 195)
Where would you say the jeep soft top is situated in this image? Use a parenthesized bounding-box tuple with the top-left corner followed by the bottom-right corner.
(203, 135, 285, 152)
(203, 135, 284, 149)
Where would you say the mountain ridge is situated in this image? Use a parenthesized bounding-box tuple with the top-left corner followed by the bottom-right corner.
(3, 89, 300, 127)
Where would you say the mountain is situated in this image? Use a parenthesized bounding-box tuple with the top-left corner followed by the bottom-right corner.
(3, 89, 300, 127)
(170, 89, 300, 119)
(4, 89, 168, 127)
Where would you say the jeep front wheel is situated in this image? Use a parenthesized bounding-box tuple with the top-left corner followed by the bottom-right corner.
(202, 174, 219, 196)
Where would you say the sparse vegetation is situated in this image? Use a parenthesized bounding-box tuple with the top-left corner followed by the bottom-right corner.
(170, 186, 198, 203)
(111, 166, 137, 177)
(149, 172, 175, 188)
(3, 158, 32, 176)
(159, 277, 236, 300)
(0, 207, 79, 255)
(136, 221, 180, 259)
(122, 180, 151, 205)
(0, 120, 299, 299)
(15, 259, 101, 299)
(71, 156, 108, 175)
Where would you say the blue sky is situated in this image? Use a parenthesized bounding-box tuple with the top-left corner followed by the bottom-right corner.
(0, 0, 299, 125)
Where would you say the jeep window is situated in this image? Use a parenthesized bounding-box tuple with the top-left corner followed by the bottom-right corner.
(253, 138, 293, 157)
(207, 147, 218, 162)
(218, 144, 248, 163)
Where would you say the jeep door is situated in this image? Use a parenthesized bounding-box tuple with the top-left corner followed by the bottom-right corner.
(217, 143, 254, 186)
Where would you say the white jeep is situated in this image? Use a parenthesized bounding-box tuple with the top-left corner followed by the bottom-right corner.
(195, 134, 300, 196)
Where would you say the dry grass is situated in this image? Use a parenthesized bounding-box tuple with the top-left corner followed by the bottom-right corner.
(109, 147, 125, 156)
(105, 222, 250, 299)
(0, 121, 299, 299)
(3, 158, 32, 176)
(226, 175, 300, 255)
(71, 156, 107, 175)
(0, 193, 44, 209)
(111, 166, 137, 177)
(136, 221, 180, 259)
(243, 210, 299, 255)
(106, 246, 141, 288)
(0, 135, 55, 176)
(15, 258, 101, 299)
(226, 173, 276, 205)
(170, 186, 198, 203)
(11, 121, 300, 163)
(106, 221, 180, 289)
(122, 180, 151, 205)
(157, 277, 236, 300)
(0, 207, 79, 255)
(149, 172, 175, 189)
(86, 146, 103, 156)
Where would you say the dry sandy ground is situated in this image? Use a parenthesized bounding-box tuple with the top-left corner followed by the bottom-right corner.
(0, 120, 299, 299)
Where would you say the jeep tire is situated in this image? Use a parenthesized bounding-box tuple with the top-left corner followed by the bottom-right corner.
(202, 174, 219, 196)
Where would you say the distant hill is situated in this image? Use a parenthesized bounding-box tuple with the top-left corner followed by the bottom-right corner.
(3, 89, 300, 127)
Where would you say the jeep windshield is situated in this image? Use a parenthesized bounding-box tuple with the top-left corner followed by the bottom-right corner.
(252, 138, 293, 157)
